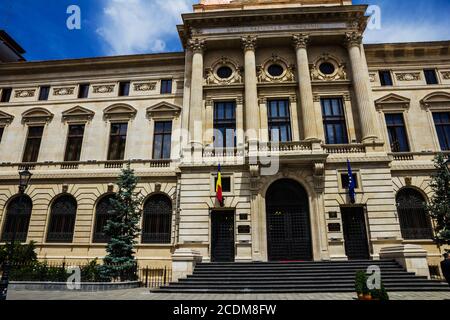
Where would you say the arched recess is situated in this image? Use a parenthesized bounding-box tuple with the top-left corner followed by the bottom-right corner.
(141, 194, 173, 244)
(46, 194, 77, 243)
(0, 194, 32, 243)
(92, 194, 115, 243)
(265, 179, 312, 261)
(396, 188, 433, 240)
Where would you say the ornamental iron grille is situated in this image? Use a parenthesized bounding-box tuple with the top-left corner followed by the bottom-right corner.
(341, 207, 370, 260)
(92, 195, 115, 243)
(46, 195, 77, 243)
(266, 179, 312, 261)
(142, 194, 172, 244)
(0, 195, 32, 242)
(396, 188, 433, 240)
(211, 211, 235, 262)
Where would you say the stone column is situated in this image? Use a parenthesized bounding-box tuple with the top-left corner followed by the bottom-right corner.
(242, 35, 259, 144)
(293, 34, 318, 141)
(346, 32, 379, 143)
(180, 48, 193, 152)
(188, 38, 206, 159)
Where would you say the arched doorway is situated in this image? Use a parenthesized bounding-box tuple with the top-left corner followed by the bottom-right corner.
(266, 179, 312, 261)
(396, 188, 433, 240)
(0, 195, 33, 243)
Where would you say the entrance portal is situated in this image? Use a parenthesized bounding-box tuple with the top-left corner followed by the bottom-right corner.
(211, 211, 235, 262)
(341, 207, 370, 260)
(266, 179, 312, 261)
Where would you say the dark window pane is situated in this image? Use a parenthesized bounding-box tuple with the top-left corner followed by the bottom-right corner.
(379, 71, 393, 86)
(433, 112, 450, 150)
(142, 194, 172, 244)
(0, 195, 32, 243)
(0, 127, 4, 143)
(46, 195, 77, 243)
(214, 102, 236, 148)
(424, 69, 438, 85)
(217, 66, 233, 79)
(108, 123, 128, 160)
(78, 84, 89, 98)
(161, 80, 172, 94)
(321, 98, 348, 144)
(153, 121, 172, 159)
(267, 99, 292, 143)
(268, 64, 284, 77)
(215, 177, 231, 193)
(385, 113, 410, 152)
(119, 81, 130, 96)
(64, 124, 85, 161)
(22, 126, 44, 162)
(39, 86, 50, 101)
(341, 173, 359, 189)
(1, 88, 12, 102)
(93, 195, 115, 243)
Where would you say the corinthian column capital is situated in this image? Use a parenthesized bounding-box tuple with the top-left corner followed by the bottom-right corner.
(188, 38, 206, 53)
(292, 34, 310, 50)
(345, 32, 363, 48)
(242, 35, 257, 51)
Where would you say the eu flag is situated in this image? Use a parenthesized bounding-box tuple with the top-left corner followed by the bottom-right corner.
(347, 159, 356, 204)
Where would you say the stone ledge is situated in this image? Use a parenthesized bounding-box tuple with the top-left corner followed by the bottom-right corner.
(9, 281, 140, 292)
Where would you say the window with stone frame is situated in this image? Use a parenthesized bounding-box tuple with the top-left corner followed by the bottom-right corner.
(0, 195, 33, 243)
(321, 97, 349, 144)
(160, 79, 172, 94)
(22, 126, 44, 163)
(379, 70, 393, 86)
(433, 112, 450, 151)
(385, 113, 410, 152)
(92, 194, 115, 243)
(1, 88, 12, 103)
(213, 101, 236, 148)
(107, 123, 128, 160)
(64, 124, 85, 162)
(142, 194, 172, 244)
(267, 99, 292, 143)
(153, 121, 172, 159)
(46, 195, 77, 243)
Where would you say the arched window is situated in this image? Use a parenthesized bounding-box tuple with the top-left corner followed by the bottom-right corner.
(1, 195, 32, 243)
(46, 195, 77, 243)
(142, 194, 172, 244)
(396, 188, 433, 240)
(93, 195, 115, 243)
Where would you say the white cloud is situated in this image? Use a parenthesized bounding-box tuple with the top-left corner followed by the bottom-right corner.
(97, 0, 195, 55)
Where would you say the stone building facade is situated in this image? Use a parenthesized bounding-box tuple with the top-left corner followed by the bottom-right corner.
(0, 0, 449, 271)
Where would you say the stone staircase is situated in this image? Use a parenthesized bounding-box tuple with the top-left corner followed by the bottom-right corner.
(153, 260, 450, 293)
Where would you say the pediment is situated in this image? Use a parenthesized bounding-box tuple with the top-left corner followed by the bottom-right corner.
(146, 102, 181, 119)
(62, 106, 95, 122)
(22, 107, 54, 124)
(421, 92, 450, 107)
(375, 94, 410, 110)
(0, 110, 14, 125)
(103, 103, 137, 121)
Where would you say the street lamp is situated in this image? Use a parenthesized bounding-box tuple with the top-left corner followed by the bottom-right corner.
(0, 167, 32, 301)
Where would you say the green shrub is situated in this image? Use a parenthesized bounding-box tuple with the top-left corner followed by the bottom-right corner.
(0, 241, 38, 265)
(371, 281, 390, 301)
(355, 270, 369, 295)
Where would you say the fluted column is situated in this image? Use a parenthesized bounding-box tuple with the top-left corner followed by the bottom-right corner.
(293, 34, 318, 141)
(242, 35, 259, 142)
(346, 32, 379, 143)
(188, 38, 205, 148)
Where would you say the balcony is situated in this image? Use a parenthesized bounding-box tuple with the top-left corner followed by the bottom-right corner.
(322, 144, 366, 154)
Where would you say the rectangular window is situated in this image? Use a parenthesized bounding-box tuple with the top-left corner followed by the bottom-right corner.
(119, 81, 130, 97)
(379, 71, 393, 86)
(64, 124, 85, 162)
(214, 101, 236, 148)
(424, 69, 438, 85)
(1, 88, 12, 102)
(385, 113, 410, 152)
(215, 176, 231, 193)
(78, 84, 89, 99)
(39, 86, 50, 101)
(0, 127, 4, 143)
(152, 121, 172, 159)
(433, 112, 450, 151)
(22, 126, 44, 162)
(107, 123, 128, 160)
(267, 99, 292, 143)
(321, 98, 349, 144)
(341, 173, 359, 189)
(160, 79, 172, 94)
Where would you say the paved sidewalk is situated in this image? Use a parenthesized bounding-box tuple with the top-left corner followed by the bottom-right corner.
(6, 288, 450, 300)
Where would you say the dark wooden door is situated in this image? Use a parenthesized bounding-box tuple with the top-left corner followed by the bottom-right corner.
(342, 207, 370, 260)
(211, 211, 235, 262)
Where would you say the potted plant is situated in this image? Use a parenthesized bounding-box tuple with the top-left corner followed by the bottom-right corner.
(370, 281, 390, 301)
(355, 271, 372, 300)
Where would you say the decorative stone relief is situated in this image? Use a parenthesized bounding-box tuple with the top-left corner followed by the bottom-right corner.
(242, 35, 257, 51)
(22, 107, 54, 124)
(15, 89, 36, 98)
(146, 102, 181, 119)
(62, 106, 95, 122)
(133, 82, 156, 91)
(345, 31, 363, 47)
(93, 85, 115, 94)
(0, 110, 14, 125)
(310, 53, 347, 81)
(53, 87, 75, 96)
(292, 34, 309, 49)
(369, 73, 376, 82)
(440, 71, 450, 80)
(204, 57, 243, 85)
(257, 55, 295, 83)
(396, 73, 421, 81)
(103, 103, 137, 121)
(188, 38, 206, 53)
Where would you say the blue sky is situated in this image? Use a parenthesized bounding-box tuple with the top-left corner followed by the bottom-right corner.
(2, 0, 450, 61)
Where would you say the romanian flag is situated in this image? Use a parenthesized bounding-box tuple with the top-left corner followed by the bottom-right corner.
(216, 164, 223, 206)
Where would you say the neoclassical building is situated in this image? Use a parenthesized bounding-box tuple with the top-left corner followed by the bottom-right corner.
(0, 0, 449, 271)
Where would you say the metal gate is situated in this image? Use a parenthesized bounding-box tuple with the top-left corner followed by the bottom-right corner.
(266, 179, 312, 261)
(211, 211, 235, 262)
(342, 207, 370, 260)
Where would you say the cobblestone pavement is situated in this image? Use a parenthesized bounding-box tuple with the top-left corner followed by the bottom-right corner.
(6, 288, 450, 300)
